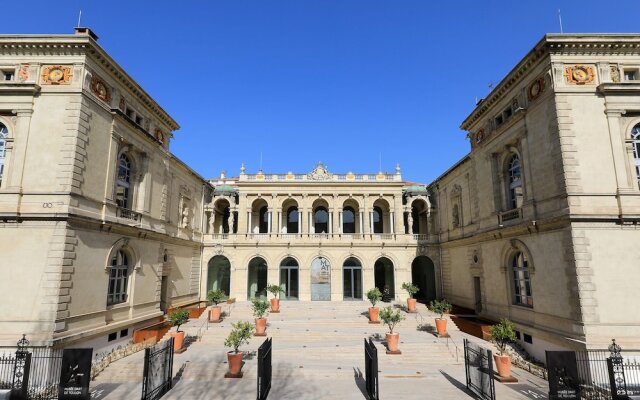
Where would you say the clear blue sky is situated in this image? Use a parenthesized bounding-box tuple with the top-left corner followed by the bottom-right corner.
(4, 1, 640, 183)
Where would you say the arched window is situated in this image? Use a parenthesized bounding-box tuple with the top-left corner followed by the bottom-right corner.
(286, 207, 299, 233)
(507, 154, 523, 209)
(372, 206, 383, 233)
(314, 207, 328, 233)
(343, 207, 355, 233)
(259, 206, 269, 233)
(511, 251, 533, 307)
(107, 249, 130, 305)
(632, 124, 640, 184)
(115, 154, 132, 209)
(0, 122, 8, 186)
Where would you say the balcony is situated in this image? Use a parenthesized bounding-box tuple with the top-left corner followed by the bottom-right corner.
(116, 207, 141, 222)
(498, 208, 522, 224)
(204, 232, 435, 244)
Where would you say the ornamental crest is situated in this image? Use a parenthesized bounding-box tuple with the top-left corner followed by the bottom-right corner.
(307, 162, 331, 180)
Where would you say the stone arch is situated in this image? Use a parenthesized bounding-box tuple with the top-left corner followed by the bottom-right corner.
(374, 256, 395, 300)
(207, 255, 231, 296)
(411, 256, 436, 303)
(247, 256, 268, 299)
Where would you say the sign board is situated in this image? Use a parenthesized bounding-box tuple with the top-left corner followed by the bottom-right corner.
(546, 351, 580, 400)
(58, 348, 92, 400)
(310, 257, 331, 300)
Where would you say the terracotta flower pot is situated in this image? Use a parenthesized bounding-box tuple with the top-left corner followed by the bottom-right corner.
(493, 354, 512, 378)
(227, 351, 244, 375)
(407, 298, 417, 312)
(270, 298, 280, 312)
(386, 333, 399, 352)
(255, 318, 267, 335)
(435, 318, 448, 335)
(368, 307, 379, 323)
(209, 306, 221, 322)
(170, 331, 185, 351)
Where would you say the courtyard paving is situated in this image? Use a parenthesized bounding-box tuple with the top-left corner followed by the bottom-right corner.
(91, 301, 548, 399)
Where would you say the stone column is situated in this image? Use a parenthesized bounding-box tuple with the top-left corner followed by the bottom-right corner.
(237, 194, 247, 234)
(390, 211, 395, 234)
(267, 209, 272, 234)
(298, 209, 303, 234)
(277, 210, 282, 234)
(328, 210, 333, 234)
(359, 211, 364, 234)
(247, 211, 252, 234)
(339, 211, 343, 234)
(308, 211, 313, 233)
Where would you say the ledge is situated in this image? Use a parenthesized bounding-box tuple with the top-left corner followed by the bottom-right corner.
(0, 82, 40, 95)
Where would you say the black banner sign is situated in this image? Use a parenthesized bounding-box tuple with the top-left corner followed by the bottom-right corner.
(58, 348, 93, 400)
(546, 351, 580, 400)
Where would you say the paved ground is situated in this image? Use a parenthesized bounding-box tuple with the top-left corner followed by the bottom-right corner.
(91, 301, 548, 399)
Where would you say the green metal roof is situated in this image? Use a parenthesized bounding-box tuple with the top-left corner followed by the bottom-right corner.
(213, 184, 237, 195)
(403, 185, 428, 194)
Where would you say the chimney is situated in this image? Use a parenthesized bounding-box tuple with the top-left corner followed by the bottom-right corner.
(74, 27, 99, 41)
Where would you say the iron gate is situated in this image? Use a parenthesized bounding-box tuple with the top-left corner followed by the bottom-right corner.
(364, 338, 379, 400)
(141, 337, 174, 400)
(257, 337, 272, 400)
(463, 338, 495, 400)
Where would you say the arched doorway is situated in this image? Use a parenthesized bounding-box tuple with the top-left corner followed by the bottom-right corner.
(247, 257, 268, 299)
(374, 257, 395, 300)
(207, 255, 231, 296)
(411, 256, 436, 303)
(280, 257, 299, 300)
(310, 256, 331, 301)
(343, 257, 362, 300)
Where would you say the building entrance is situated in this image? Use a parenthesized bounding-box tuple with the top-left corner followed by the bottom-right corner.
(310, 256, 331, 301)
(280, 257, 299, 300)
(343, 257, 362, 300)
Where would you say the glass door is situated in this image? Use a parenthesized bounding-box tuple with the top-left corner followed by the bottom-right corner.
(280, 266, 299, 300)
(343, 267, 362, 300)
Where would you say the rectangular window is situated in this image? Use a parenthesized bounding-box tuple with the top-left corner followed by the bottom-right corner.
(108, 332, 117, 342)
(135, 116, 143, 126)
(2, 71, 13, 81)
(515, 330, 521, 340)
(120, 329, 129, 337)
(504, 107, 512, 119)
(523, 333, 532, 344)
(495, 115, 503, 126)
(107, 265, 129, 305)
(624, 69, 638, 81)
(125, 108, 134, 119)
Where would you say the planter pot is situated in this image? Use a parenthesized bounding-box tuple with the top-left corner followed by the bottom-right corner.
(435, 318, 448, 335)
(255, 318, 267, 336)
(407, 298, 417, 313)
(209, 306, 221, 322)
(386, 333, 399, 352)
(227, 351, 244, 375)
(170, 331, 185, 351)
(368, 307, 379, 323)
(270, 298, 280, 313)
(493, 354, 512, 378)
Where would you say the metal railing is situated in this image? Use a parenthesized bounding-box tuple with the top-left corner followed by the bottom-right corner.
(240, 173, 399, 182)
(205, 233, 431, 242)
(498, 208, 521, 223)
(257, 338, 272, 400)
(364, 338, 379, 400)
(116, 207, 141, 222)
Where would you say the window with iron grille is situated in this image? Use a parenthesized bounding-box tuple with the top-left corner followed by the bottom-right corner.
(115, 153, 132, 208)
(511, 251, 533, 307)
(107, 249, 130, 305)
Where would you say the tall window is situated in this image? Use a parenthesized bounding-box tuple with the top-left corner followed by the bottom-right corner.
(507, 154, 523, 209)
(511, 251, 533, 307)
(115, 154, 132, 209)
(632, 124, 640, 185)
(343, 207, 355, 233)
(0, 122, 8, 186)
(107, 249, 130, 305)
(314, 207, 328, 233)
(373, 206, 383, 233)
(259, 206, 269, 233)
(287, 207, 299, 233)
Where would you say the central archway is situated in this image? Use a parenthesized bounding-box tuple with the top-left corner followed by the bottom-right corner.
(310, 256, 331, 301)
(374, 257, 395, 300)
(247, 257, 268, 299)
(279, 257, 299, 300)
(207, 255, 231, 296)
(411, 256, 436, 303)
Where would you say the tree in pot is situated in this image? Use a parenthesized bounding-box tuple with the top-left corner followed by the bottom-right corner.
(489, 318, 516, 379)
(167, 308, 190, 351)
(266, 283, 285, 313)
(251, 299, 270, 336)
(430, 299, 452, 336)
(224, 321, 254, 377)
(379, 306, 405, 354)
(401, 282, 420, 313)
(207, 289, 226, 323)
(366, 288, 382, 324)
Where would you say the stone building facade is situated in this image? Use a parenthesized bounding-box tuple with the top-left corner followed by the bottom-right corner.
(1, 30, 639, 362)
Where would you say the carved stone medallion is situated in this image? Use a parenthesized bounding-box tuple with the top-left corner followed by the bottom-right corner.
(564, 65, 595, 85)
(41, 65, 72, 85)
(528, 77, 545, 100)
(91, 76, 111, 102)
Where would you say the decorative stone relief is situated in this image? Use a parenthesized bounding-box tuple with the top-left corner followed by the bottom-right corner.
(41, 65, 72, 85)
(118, 96, 126, 111)
(564, 65, 596, 85)
(307, 162, 331, 180)
(609, 65, 620, 83)
(528, 77, 546, 100)
(91, 76, 112, 103)
(17, 64, 29, 82)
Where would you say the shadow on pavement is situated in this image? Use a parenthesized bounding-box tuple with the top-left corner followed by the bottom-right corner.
(439, 370, 476, 398)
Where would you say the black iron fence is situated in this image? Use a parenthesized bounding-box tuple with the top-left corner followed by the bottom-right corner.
(257, 337, 272, 400)
(364, 338, 379, 400)
(463, 338, 495, 400)
(141, 337, 174, 400)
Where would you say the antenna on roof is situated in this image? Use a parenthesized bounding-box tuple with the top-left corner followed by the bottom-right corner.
(77, 10, 82, 28)
(259, 151, 263, 172)
(558, 9, 564, 33)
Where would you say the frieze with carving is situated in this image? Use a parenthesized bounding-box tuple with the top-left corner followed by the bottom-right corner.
(91, 76, 112, 103)
(475, 129, 485, 145)
(564, 65, 596, 85)
(119, 96, 126, 111)
(154, 128, 166, 145)
(18, 64, 29, 82)
(528, 77, 545, 100)
(41, 65, 72, 85)
(609, 65, 620, 83)
(307, 162, 332, 180)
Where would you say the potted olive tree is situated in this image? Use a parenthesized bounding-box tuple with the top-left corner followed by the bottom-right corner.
(266, 283, 285, 313)
(366, 288, 382, 324)
(252, 299, 270, 336)
(167, 308, 190, 351)
(430, 299, 452, 336)
(401, 282, 419, 313)
(489, 318, 516, 378)
(379, 306, 405, 354)
(224, 321, 254, 377)
(207, 289, 226, 323)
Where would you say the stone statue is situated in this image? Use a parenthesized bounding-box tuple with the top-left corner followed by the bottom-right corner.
(208, 212, 215, 233)
(227, 212, 235, 233)
(181, 205, 190, 228)
(407, 212, 414, 234)
(452, 204, 460, 229)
